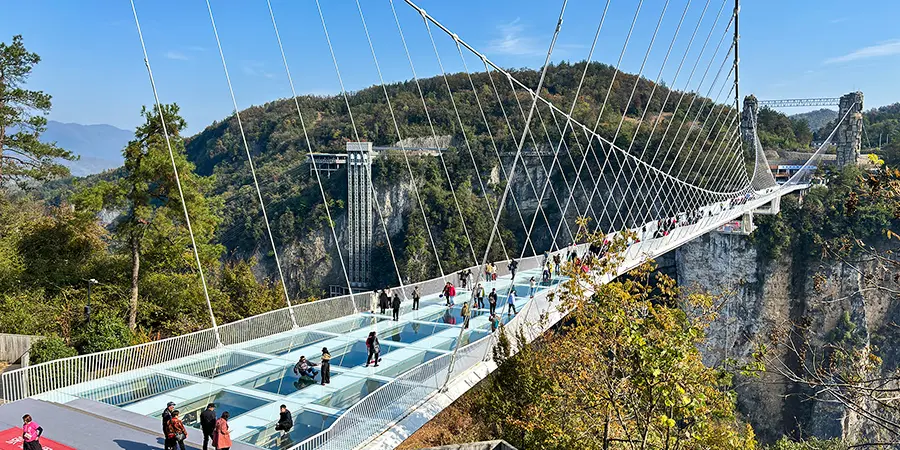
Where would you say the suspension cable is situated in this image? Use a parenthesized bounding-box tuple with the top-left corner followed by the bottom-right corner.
(315, 0, 407, 295)
(265, 0, 357, 307)
(353, 0, 447, 280)
(204, 0, 297, 327)
(129, 0, 221, 345)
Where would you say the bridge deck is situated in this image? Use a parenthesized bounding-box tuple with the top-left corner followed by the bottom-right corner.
(29, 269, 557, 450)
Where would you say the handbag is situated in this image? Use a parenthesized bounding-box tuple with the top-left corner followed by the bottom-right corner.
(175, 432, 186, 441)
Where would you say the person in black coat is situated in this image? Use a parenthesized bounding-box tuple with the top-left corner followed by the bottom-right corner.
(379, 289, 389, 315)
(162, 401, 175, 449)
(275, 404, 293, 434)
(199, 403, 217, 450)
(391, 293, 401, 321)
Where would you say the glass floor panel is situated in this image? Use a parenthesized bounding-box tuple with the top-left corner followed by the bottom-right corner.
(420, 306, 488, 326)
(245, 331, 334, 356)
(162, 389, 270, 429)
(238, 409, 336, 450)
(316, 316, 387, 334)
(376, 351, 445, 378)
(313, 378, 386, 411)
(434, 330, 491, 351)
(79, 373, 193, 407)
(320, 340, 399, 368)
(496, 285, 543, 298)
(239, 364, 344, 396)
(171, 351, 265, 379)
(382, 322, 454, 344)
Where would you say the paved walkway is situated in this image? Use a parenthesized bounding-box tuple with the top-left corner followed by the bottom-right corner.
(0, 398, 257, 450)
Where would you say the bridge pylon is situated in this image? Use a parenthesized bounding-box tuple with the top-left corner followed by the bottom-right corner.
(835, 91, 864, 168)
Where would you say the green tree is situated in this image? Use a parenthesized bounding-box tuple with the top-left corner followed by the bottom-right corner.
(76, 104, 222, 330)
(0, 35, 75, 187)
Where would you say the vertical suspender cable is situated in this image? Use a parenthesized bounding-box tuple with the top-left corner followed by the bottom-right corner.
(265, 0, 357, 310)
(354, 0, 448, 281)
(414, 0, 569, 390)
(315, 0, 407, 297)
(204, 0, 298, 327)
(129, 0, 221, 345)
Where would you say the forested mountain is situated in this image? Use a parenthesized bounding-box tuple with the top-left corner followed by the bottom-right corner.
(42, 121, 132, 176)
(790, 108, 837, 132)
(757, 106, 814, 150)
(177, 60, 738, 292)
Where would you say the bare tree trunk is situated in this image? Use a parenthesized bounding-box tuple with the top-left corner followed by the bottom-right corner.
(1, 76, 6, 182)
(129, 234, 140, 330)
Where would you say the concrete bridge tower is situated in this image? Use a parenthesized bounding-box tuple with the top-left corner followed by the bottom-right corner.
(347, 141, 373, 289)
(835, 91, 864, 168)
(740, 95, 759, 151)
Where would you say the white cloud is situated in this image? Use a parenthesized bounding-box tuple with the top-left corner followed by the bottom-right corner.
(242, 61, 275, 79)
(485, 18, 545, 57)
(164, 51, 189, 61)
(825, 39, 900, 64)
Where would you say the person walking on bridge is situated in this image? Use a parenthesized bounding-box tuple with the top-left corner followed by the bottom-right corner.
(162, 401, 175, 449)
(166, 410, 187, 450)
(391, 291, 401, 321)
(378, 289, 389, 315)
(200, 403, 216, 450)
(508, 259, 518, 280)
(529, 277, 537, 298)
(213, 411, 232, 450)
(320, 347, 332, 385)
(488, 288, 498, 315)
(553, 253, 561, 274)
(461, 301, 471, 329)
(506, 290, 517, 316)
(365, 331, 381, 367)
(475, 283, 485, 309)
(412, 286, 420, 310)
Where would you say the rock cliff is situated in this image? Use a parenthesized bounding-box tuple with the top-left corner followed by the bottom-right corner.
(676, 231, 900, 443)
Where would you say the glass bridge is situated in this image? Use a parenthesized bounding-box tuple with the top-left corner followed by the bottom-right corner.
(37, 268, 556, 450)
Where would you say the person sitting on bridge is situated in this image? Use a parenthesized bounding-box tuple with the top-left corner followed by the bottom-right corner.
(275, 404, 293, 434)
(293, 356, 319, 379)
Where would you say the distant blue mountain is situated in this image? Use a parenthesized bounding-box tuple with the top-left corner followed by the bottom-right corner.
(41, 121, 132, 177)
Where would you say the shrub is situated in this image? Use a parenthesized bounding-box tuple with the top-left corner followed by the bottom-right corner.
(72, 312, 133, 354)
(29, 336, 77, 365)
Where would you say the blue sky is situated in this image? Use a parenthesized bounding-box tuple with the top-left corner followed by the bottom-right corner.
(3, 0, 899, 137)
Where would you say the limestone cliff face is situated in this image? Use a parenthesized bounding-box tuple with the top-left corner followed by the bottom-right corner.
(676, 232, 900, 444)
